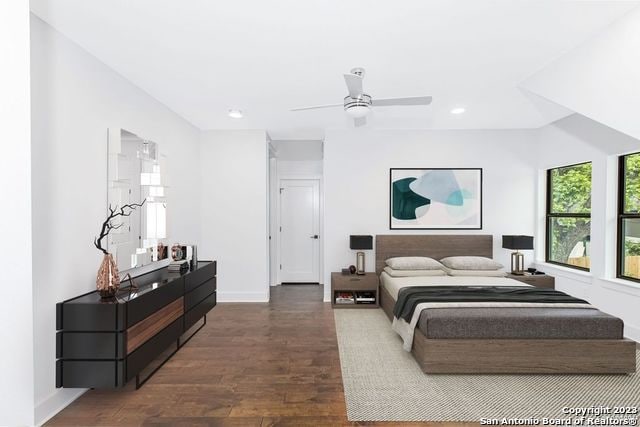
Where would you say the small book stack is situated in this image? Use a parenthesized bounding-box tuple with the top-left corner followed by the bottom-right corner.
(168, 260, 189, 273)
(335, 292, 355, 304)
(355, 291, 376, 304)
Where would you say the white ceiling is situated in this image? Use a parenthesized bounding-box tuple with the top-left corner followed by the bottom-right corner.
(31, 0, 639, 139)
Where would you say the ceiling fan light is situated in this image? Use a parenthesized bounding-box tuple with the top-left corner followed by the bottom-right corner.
(450, 107, 466, 115)
(345, 105, 370, 118)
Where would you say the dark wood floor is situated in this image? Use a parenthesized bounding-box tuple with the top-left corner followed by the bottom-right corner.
(47, 285, 476, 426)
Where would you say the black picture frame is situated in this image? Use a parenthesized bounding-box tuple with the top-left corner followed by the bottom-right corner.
(616, 152, 640, 283)
(389, 168, 483, 230)
(544, 161, 591, 272)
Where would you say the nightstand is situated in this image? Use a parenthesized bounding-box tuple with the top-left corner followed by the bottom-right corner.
(331, 272, 379, 308)
(507, 273, 555, 289)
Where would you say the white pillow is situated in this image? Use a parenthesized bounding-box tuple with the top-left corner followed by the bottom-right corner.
(383, 266, 447, 277)
(440, 256, 503, 271)
(443, 267, 506, 277)
(385, 256, 444, 270)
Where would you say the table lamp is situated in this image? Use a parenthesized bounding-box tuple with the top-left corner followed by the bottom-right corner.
(350, 235, 373, 275)
(502, 235, 534, 274)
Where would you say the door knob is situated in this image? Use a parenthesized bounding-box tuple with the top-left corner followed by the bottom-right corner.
(311, 235, 319, 239)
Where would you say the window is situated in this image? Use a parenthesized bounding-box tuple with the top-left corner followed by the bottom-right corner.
(546, 162, 592, 270)
(618, 152, 640, 282)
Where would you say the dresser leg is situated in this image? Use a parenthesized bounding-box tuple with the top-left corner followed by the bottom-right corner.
(178, 315, 207, 348)
(134, 315, 208, 389)
(134, 340, 180, 389)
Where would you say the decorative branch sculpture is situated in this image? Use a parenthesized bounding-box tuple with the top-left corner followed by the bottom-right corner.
(94, 200, 146, 254)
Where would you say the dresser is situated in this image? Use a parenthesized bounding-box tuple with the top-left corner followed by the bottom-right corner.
(56, 261, 216, 389)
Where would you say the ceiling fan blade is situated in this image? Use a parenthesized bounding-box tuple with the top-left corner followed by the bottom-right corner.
(371, 96, 433, 107)
(290, 103, 343, 111)
(354, 116, 367, 127)
(344, 73, 364, 98)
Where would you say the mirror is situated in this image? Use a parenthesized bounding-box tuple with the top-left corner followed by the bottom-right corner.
(107, 128, 168, 272)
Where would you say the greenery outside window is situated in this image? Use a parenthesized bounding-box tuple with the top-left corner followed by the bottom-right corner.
(546, 162, 592, 271)
(618, 152, 640, 282)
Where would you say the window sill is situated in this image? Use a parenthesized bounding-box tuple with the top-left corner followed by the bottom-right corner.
(599, 277, 640, 296)
(534, 261, 592, 284)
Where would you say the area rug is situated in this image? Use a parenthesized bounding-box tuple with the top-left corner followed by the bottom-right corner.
(334, 309, 640, 422)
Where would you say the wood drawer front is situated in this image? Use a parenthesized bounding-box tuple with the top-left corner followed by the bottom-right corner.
(517, 275, 555, 288)
(332, 273, 378, 290)
(57, 360, 125, 388)
(126, 279, 184, 327)
(127, 297, 184, 354)
(57, 332, 125, 359)
(185, 261, 216, 293)
(126, 317, 183, 381)
(185, 278, 216, 312)
(185, 292, 216, 331)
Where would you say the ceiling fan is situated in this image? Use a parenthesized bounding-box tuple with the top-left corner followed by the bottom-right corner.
(290, 67, 433, 127)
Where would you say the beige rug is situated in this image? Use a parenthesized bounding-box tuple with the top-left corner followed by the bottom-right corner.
(334, 308, 640, 422)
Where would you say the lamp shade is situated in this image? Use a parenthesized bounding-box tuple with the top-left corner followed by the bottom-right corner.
(350, 235, 373, 250)
(502, 235, 534, 250)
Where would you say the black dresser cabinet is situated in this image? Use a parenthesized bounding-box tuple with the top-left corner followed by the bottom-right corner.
(56, 261, 216, 388)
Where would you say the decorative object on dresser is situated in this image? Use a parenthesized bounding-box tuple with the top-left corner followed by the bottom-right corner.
(331, 272, 379, 308)
(168, 260, 190, 273)
(56, 260, 217, 389)
(390, 168, 482, 230)
(349, 235, 373, 275)
(507, 272, 555, 289)
(170, 243, 198, 269)
(94, 201, 146, 299)
(502, 235, 534, 274)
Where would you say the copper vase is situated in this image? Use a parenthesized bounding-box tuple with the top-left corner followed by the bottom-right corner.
(97, 253, 120, 299)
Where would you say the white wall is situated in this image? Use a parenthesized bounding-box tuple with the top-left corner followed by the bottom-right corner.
(277, 160, 323, 176)
(30, 16, 202, 424)
(0, 2, 34, 426)
(535, 114, 640, 341)
(269, 140, 323, 161)
(200, 130, 269, 301)
(522, 6, 640, 140)
(323, 129, 539, 302)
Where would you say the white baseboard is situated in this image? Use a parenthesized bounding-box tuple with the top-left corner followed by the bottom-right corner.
(217, 291, 269, 302)
(36, 388, 87, 426)
(625, 323, 640, 343)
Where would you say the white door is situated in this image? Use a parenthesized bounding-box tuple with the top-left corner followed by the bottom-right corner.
(280, 179, 320, 283)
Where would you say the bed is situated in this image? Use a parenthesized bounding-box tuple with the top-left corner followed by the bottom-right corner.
(376, 234, 636, 374)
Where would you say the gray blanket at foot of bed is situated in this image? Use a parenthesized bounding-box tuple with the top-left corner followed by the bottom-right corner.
(417, 307, 624, 339)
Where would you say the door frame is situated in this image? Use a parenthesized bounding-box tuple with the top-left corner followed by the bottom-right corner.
(275, 175, 324, 286)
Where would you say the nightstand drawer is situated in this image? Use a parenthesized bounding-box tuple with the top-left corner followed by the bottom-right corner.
(508, 274, 555, 289)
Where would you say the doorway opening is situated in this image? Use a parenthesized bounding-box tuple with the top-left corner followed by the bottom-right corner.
(268, 139, 324, 289)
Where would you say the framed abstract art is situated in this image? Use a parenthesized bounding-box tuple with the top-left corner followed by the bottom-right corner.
(389, 168, 483, 229)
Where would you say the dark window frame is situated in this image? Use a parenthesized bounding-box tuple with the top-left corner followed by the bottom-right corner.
(545, 162, 592, 272)
(617, 152, 640, 283)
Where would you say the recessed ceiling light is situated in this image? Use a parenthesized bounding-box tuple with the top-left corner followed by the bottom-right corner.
(228, 109, 243, 119)
(450, 107, 466, 115)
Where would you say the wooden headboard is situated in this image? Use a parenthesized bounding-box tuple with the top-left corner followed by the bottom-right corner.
(375, 235, 493, 275)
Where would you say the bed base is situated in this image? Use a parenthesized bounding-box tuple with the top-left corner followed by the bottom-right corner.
(379, 285, 637, 374)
